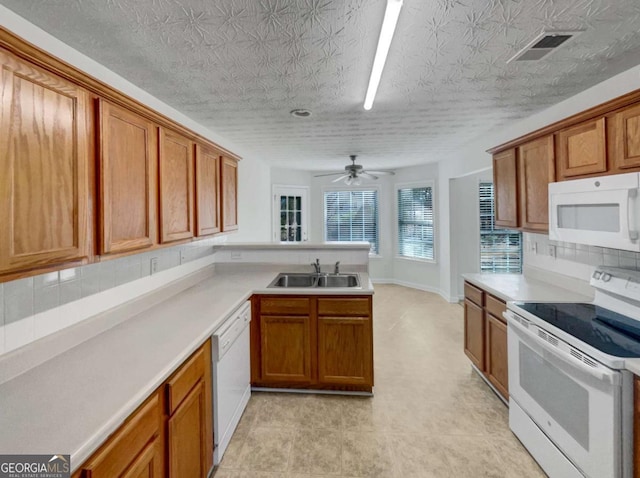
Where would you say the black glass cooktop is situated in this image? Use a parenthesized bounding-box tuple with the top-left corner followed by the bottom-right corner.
(517, 302, 640, 358)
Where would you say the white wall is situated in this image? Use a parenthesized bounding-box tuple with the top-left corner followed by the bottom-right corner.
(450, 169, 493, 299)
(0, 5, 272, 243)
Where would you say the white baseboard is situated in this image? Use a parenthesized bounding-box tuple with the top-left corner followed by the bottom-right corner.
(370, 278, 458, 303)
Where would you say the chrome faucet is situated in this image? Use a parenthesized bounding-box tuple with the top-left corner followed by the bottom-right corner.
(334, 261, 340, 274)
(311, 258, 321, 274)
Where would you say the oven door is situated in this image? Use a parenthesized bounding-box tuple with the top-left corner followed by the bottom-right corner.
(507, 314, 623, 478)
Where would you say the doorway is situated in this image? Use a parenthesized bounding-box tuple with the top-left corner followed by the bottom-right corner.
(272, 185, 309, 242)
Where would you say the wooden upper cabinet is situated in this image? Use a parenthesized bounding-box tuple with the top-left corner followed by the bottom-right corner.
(518, 136, 555, 232)
(492, 148, 518, 229)
(0, 49, 91, 273)
(556, 117, 607, 179)
(99, 100, 157, 255)
(159, 128, 195, 243)
(195, 144, 221, 236)
(221, 156, 239, 232)
(610, 103, 640, 171)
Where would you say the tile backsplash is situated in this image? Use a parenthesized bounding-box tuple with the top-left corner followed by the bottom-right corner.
(524, 232, 640, 283)
(0, 239, 217, 355)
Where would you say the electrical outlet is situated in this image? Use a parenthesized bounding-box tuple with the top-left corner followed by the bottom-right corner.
(150, 257, 159, 275)
(548, 245, 556, 258)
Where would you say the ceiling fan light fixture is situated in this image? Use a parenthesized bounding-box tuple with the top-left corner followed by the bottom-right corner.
(363, 0, 403, 111)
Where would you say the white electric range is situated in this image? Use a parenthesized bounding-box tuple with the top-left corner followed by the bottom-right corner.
(506, 267, 640, 478)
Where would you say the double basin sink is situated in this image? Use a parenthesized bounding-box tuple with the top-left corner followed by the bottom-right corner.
(268, 272, 361, 289)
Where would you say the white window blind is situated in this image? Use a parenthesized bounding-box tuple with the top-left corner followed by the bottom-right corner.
(479, 182, 522, 273)
(397, 186, 434, 260)
(324, 190, 379, 254)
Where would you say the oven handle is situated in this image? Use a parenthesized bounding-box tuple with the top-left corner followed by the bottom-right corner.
(506, 311, 620, 385)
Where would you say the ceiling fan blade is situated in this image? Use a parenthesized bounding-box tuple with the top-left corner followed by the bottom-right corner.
(365, 170, 395, 175)
(359, 172, 379, 180)
(331, 174, 350, 183)
(345, 176, 353, 186)
(314, 171, 347, 177)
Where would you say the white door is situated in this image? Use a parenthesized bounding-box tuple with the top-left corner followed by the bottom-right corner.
(272, 186, 309, 242)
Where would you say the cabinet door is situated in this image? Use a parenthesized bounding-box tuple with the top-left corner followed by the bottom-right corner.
(610, 103, 640, 171)
(556, 118, 607, 179)
(317, 316, 372, 387)
(99, 100, 157, 254)
(260, 315, 312, 383)
(159, 128, 195, 243)
(0, 49, 91, 273)
(492, 149, 518, 228)
(518, 136, 555, 232)
(464, 299, 484, 371)
(121, 436, 163, 478)
(485, 313, 508, 400)
(634, 376, 640, 478)
(195, 144, 221, 236)
(168, 380, 210, 478)
(221, 156, 238, 232)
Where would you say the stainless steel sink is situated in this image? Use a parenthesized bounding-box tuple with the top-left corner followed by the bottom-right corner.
(269, 273, 317, 288)
(316, 274, 360, 288)
(267, 272, 361, 289)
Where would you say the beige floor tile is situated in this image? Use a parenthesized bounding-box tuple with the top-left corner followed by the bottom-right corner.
(288, 428, 342, 475)
(441, 435, 510, 477)
(340, 396, 390, 432)
(213, 470, 286, 478)
(217, 433, 247, 470)
(493, 436, 547, 477)
(235, 427, 294, 472)
(389, 434, 456, 477)
(341, 431, 396, 477)
(253, 393, 311, 428)
(296, 394, 344, 430)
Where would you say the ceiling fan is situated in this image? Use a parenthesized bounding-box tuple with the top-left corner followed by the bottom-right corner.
(314, 155, 395, 185)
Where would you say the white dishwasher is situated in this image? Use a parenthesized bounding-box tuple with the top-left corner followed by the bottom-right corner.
(211, 301, 251, 465)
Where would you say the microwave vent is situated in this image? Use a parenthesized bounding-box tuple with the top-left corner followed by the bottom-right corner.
(508, 30, 582, 63)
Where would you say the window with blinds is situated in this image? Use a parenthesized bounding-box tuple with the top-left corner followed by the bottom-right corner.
(479, 182, 522, 273)
(397, 186, 434, 260)
(324, 190, 379, 254)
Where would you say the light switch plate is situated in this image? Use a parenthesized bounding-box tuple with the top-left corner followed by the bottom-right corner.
(548, 245, 556, 258)
(150, 257, 159, 274)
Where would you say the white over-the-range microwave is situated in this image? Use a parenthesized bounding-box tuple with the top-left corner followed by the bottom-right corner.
(549, 172, 640, 251)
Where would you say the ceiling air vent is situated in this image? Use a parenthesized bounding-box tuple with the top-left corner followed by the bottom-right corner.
(507, 30, 583, 63)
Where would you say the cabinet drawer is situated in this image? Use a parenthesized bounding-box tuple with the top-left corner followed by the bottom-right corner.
(80, 393, 161, 478)
(318, 298, 370, 317)
(464, 282, 484, 307)
(260, 297, 310, 315)
(485, 294, 506, 323)
(166, 346, 206, 415)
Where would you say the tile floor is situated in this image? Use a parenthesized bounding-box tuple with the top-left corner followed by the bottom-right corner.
(213, 284, 546, 478)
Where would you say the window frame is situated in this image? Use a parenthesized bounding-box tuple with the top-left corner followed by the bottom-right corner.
(322, 185, 381, 257)
(478, 180, 522, 274)
(394, 181, 437, 264)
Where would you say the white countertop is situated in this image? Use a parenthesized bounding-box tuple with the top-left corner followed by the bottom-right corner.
(462, 273, 591, 303)
(0, 268, 373, 470)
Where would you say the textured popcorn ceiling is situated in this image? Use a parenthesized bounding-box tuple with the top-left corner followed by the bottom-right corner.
(3, 0, 640, 170)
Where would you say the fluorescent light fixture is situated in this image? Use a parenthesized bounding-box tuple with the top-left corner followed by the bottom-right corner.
(363, 0, 403, 110)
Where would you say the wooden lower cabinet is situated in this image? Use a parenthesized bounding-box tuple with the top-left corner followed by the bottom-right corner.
(635, 376, 640, 478)
(75, 393, 164, 478)
(252, 295, 373, 392)
(463, 281, 509, 401)
(168, 381, 209, 478)
(260, 315, 312, 383)
(317, 316, 372, 386)
(74, 341, 212, 478)
(485, 313, 509, 399)
(463, 298, 484, 370)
